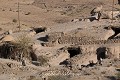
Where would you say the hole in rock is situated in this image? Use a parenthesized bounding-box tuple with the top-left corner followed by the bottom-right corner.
(118, 0, 120, 4)
(30, 52, 37, 61)
(33, 27, 46, 34)
(107, 27, 120, 39)
(67, 47, 81, 58)
(37, 35, 48, 42)
(96, 47, 107, 60)
(0, 42, 14, 59)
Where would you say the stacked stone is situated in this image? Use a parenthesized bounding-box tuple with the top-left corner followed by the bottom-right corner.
(48, 32, 64, 42)
(66, 51, 96, 69)
(45, 32, 120, 47)
(38, 68, 72, 78)
(58, 37, 120, 45)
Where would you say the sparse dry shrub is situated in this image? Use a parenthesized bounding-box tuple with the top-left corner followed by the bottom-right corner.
(15, 33, 33, 60)
(37, 55, 49, 66)
(116, 72, 120, 79)
(12, 19, 17, 23)
(0, 33, 34, 62)
(0, 33, 50, 66)
(25, 12, 31, 15)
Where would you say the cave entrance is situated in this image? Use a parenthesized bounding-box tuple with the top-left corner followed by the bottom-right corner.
(33, 27, 46, 34)
(67, 47, 81, 58)
(96, 47, 107, 60)
(30, 52, 37, 61)
(108, 27, 120, 39)
(118, 0, 120, 5)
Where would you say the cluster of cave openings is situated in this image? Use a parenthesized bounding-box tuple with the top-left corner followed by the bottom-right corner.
(67, 47, 81, 58)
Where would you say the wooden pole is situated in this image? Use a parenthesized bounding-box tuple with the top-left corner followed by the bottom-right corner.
(18, 2, 21, 31)
(111, 0, 114, 23)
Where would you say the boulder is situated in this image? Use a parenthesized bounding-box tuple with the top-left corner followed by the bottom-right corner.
(1, 35, 15, 42)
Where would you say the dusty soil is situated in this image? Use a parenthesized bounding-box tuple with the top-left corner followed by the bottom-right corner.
(0, 0, 119, 31)
(0, 0, 120, 80)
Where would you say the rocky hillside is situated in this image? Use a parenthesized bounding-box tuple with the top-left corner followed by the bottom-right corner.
(33, 0, 119, 18)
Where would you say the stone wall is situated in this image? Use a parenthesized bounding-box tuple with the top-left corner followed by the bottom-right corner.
(48, 32, 64, 42)
(45, 33, 120, 46)
(37, 68, 72, 78)
(80, 44, 120, 58)
(48, 50, 69, 66)
(108, 45, 120, 58)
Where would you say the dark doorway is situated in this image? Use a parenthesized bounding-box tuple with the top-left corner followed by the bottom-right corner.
(30, 52, 37, 61)
(0, 42, 14, 59)
(67, 47, 81, 58)
(108, 27, 120, 39)
(96, 47, 107, 60)
(118, 0, 120, 4)
(37, 35, 48, 42)
(32, 27, 46, 34)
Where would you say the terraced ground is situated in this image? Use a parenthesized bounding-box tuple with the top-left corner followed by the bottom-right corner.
(0, 0, 120, 80)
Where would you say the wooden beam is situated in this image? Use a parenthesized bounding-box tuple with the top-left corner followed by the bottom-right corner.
(18, 2, 21, 31)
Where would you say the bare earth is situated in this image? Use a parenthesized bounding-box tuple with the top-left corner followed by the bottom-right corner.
(0, 0, 120, 80)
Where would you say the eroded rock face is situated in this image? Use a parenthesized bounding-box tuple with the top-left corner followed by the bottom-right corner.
(102, 11, 120, 19)
(49, 50, 69, 66)
(80, 44, 120, 59)
(108, 46, 120, 59)
(104, 29, 115, 40)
